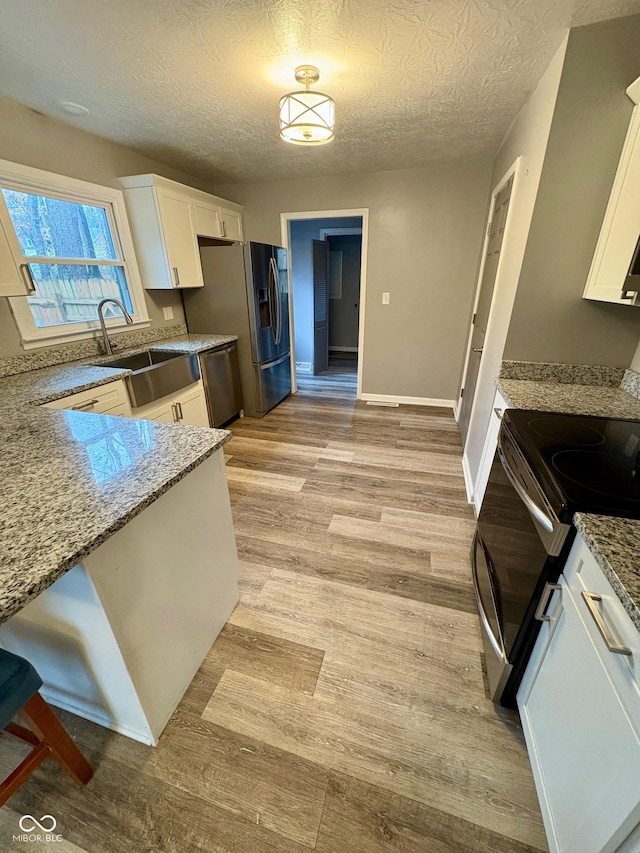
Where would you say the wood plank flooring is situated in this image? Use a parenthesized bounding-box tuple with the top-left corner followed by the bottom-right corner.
(0, 358, 548, 852)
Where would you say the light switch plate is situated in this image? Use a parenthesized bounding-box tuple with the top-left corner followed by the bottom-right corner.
(162, 306, 174, 320)
(382, 292, 390, 304)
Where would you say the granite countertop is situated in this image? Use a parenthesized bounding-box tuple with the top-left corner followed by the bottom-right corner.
(496, 379, 640, 420)
(0, 332, 237, 624)
(574, 514, 640, 632)
(0, 333, 239, 407)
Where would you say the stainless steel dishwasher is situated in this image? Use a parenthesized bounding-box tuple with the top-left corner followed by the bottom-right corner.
(201, 343, 243, 427)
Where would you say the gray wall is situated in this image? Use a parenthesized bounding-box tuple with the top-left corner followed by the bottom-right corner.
(0, 94, 217, 357)
(289, 217, 361, 368)
(215, 159, 492, 401)
(504, 15, 640, 366)
(463, 37, 568, 485)
(328, 234, 361, 350)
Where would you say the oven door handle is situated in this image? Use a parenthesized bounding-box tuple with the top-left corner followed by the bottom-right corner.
(497, 440, 554, 534)
(471, 534, 507, 662)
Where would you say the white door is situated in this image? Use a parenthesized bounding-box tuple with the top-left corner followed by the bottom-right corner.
(312, 239, 329, 375)
(156, 190, 204, 288)
(459, 177, 513, 441)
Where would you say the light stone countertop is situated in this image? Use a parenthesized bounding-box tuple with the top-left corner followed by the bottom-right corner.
(497, 360, 640, 634)
(574, 514, 640, 632)
(0, 332, 237, 625)
(496, 378, 640, 420)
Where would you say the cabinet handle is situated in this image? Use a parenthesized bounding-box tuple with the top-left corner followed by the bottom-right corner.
(171, 403, 178, 422)
(19, 263, 36, 294)
(220, 220, 226, 238)
(176, 401, 183, 420)
(71, 398, 100, 411)
(172, 267, 180, 287)
(621, 290, 637, 301)
(472, 347, 483, 353)
(581, 591, 632, 656)
(535, 582, 561, 622)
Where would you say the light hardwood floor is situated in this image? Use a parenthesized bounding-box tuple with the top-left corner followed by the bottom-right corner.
(0, 359, 548, 852)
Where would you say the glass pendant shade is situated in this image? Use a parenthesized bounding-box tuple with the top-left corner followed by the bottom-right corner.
(279, 90, 335, 145)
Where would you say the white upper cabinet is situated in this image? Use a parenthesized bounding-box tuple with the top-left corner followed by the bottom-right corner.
(120, 174, 244, 290)
(217, 206, 243, 242)
(156, 188, 204, 289)
(584, 77, 640, 306)
(193, 202, 244, 242)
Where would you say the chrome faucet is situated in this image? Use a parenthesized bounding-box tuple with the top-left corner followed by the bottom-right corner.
(97, 298, 134, 355)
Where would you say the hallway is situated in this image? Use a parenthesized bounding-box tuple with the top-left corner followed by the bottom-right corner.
(0, 382, 547, 852)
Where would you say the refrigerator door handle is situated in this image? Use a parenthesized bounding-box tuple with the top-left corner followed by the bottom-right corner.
(270, 257, 282, 345)
(267, 257, 278, 346)
(258, 351, 290, 370)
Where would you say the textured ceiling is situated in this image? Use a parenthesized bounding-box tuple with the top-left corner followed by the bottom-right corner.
(1, 0, 640, 183)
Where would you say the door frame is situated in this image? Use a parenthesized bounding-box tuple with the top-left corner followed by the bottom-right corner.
(280, 209, 369, 397)
(455, 158, 521, 419)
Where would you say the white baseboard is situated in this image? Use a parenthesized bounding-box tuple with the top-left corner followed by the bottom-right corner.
(295, 362, 312, 373)
(461, 451, 476, 508)
(41, 687, 156, 745)
(359, 393, 455, 408)
(330, 346, 358, 352)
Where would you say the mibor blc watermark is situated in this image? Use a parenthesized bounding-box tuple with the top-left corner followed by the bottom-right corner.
(13, 814, 63, 844)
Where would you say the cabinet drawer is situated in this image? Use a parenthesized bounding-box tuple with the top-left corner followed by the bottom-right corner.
(43, 379, 130, 414)
(564, 539, 640, 724)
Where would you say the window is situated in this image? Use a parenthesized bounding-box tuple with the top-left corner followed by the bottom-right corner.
(0, 159, 148, 347)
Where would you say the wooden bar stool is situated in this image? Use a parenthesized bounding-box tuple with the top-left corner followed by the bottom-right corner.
(0, 648, 93, 806)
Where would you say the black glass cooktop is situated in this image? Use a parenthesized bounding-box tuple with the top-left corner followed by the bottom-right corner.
(504, 409, 640, 520)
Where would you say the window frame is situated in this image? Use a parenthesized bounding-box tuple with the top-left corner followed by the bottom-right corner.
(0, 158, 149, 349)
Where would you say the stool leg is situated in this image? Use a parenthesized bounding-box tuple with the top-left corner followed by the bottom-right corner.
(0, 743, 51, 807)
(21, 693, 93, 786)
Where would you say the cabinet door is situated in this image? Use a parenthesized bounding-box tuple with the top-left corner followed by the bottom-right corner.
(173, 383, 209, 427)
(102, 402, 132, 418)
(218, 207, 243, 242)
(156, 190, 204, 288)
(518, 577, 640, 853)
(133, 399, 176, 424)
(193, 202, 222, 239)
(583, 95, 640, 306)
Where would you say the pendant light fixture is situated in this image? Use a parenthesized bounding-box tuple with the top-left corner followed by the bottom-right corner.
(279, 65, 335, 145)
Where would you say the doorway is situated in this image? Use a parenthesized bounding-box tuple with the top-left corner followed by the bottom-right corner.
(281, 210, 368, 397)
(458, 175, 514, 441)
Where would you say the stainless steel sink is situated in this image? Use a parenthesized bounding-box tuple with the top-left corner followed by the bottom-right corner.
(94, 349, 200, 408)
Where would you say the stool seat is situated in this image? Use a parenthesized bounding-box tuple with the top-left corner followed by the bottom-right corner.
(0, 649, 42, 730)
(0, 647, 93, 806)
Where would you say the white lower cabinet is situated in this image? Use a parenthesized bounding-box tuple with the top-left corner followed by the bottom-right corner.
(518, 534, 640, 853)
(174, 381, 209, 427)
(43, 379, 132, 417)
(133, 380, 209, 427)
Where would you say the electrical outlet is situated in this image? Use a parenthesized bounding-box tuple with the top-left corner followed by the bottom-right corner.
(382, 292, 390, 305)
(162, 306, 174, 321)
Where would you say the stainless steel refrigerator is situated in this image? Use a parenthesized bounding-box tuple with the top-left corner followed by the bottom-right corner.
(183, 241, 291, 418)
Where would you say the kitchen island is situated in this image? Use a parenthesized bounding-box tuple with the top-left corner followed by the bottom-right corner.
(0, 337, 240, 746)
